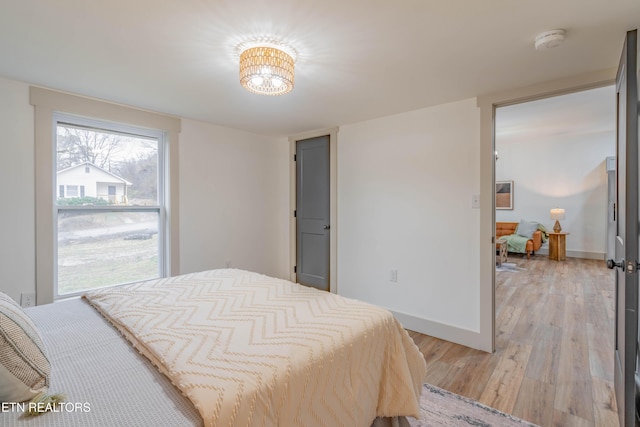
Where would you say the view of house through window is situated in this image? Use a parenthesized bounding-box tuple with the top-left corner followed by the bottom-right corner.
(55, 116, 165, 296)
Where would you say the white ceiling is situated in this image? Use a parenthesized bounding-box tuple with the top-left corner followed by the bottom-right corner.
(495, 85, 616, 145)
(0, 0, 637, 137)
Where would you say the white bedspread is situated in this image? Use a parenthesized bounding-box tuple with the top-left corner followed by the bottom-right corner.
(0, 298, 202, 427)
(84, 269, 426, 427)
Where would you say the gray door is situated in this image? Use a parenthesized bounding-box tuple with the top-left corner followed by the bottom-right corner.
(608, 29, 639, 427)
(296, 136, 330, 291)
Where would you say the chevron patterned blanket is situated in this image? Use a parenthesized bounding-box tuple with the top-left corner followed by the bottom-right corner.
(84, 269, 426, 427)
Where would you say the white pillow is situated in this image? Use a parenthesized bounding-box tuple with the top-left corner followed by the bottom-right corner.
(0, 292, 50, 402)
(516, 220, 538, 239)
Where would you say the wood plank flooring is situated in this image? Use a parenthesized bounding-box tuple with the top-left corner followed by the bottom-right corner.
(408, 256, 617, 427)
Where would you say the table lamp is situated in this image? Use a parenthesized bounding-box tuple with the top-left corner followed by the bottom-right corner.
(550, 208, 565, 233)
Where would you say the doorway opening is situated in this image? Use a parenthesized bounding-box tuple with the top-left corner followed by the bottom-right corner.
(494, 86, 615, 263)
(490, 86, 617, 425)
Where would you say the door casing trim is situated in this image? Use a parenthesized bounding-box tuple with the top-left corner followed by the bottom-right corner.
(289, 127, 339, 293)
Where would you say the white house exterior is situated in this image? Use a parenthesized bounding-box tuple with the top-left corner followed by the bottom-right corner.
(57, 162, 132, 204)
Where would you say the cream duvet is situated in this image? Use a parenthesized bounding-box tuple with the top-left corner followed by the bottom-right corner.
(84, 269, 426, 427)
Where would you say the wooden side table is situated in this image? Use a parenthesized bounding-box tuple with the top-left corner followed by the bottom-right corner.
(496, 238, 508, 266)
(548, 232, 569, 261)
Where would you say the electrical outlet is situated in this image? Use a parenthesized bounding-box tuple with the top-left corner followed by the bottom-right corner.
(20, 293, 35, 308)
(389, 269, 398, 283)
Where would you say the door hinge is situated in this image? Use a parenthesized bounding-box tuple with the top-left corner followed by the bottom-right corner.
(294, 266, 297, 273)
(294, 154, 297, 161)
(294, 210, 297, 217)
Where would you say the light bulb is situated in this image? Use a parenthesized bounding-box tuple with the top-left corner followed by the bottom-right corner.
(261, 67, 271, 75)
(272, 77, 283, 87)
(251, 76, 264, 86)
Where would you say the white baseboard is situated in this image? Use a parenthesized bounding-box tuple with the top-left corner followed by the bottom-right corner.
(535, 248, 605, 260)
(566, 250, 605, 260)
(390, 310, 491, 353)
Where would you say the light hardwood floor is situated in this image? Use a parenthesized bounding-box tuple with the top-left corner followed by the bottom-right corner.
(408, 255, 618, 427)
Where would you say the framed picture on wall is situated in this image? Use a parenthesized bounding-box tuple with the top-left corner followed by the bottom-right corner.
(496, 181, 513, 210)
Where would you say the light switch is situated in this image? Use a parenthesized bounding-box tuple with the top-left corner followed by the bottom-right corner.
(389, 269, 398, 283)
(472, 194, 480, 209)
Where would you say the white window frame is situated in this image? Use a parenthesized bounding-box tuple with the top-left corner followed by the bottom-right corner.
(65, 185, 78, 197)
(32, 87, 181, 305)
(53, 113, 168, 298)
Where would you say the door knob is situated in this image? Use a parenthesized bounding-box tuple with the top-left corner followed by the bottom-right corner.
(606, 259, 625, 270)
(323, 225, 330, 230)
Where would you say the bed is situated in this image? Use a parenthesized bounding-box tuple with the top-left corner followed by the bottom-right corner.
(1, 269, 426, 426)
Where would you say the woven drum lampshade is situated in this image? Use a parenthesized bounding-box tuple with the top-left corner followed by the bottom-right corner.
(239, 46, 294, 95)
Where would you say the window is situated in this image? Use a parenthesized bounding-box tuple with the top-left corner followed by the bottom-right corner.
(54, 114, 166, 297)
(66, 185, 78, 197)
(32, 86, 180, 305)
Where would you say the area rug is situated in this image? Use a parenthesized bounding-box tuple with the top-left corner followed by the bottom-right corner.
(408, 384, 538, 427)
(496, 262, 526, 273)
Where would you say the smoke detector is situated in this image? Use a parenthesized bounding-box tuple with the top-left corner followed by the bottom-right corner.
(534, 29, 566, 50)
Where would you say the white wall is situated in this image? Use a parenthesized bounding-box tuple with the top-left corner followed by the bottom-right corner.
(495, 130, 614, 259)
(179, 119, 289, 279)
(0, 77, 35, 303)
(337, 98, 482, 340)
(0, 75, 290, 304)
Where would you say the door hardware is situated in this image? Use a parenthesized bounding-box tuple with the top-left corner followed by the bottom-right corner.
(626, 260, 639, 274)
(607, 259, 625, 271)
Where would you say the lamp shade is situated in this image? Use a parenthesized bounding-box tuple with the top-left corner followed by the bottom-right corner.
(550, 208, 565, 220)
(239, 46, 294, 95)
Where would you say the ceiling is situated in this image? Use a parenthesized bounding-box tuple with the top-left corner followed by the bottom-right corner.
(495, 85, 616, 145)
(0, 0, 637, 137)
